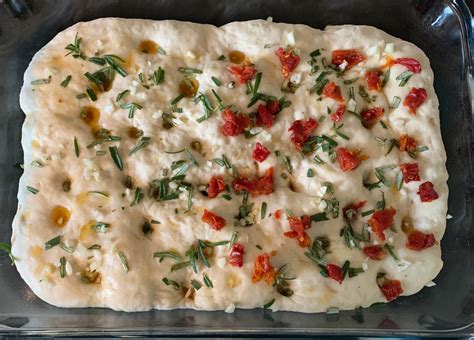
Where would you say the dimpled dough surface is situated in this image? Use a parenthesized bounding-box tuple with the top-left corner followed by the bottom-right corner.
(12, 18, 448, 312)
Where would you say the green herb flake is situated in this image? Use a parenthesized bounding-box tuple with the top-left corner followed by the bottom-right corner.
(116, 89, 130, 102)
(45, 236, 61, 250)
(65, 33, 86, 59)
(59, 257, 67, 278)
(203, 273, 213, 288)
(117, 250, 129, 272)
(396, 70, 414, 87)
(0, 242, 15, 264)
(73, 137, 80, 158)
(217, 55, 226, 61)
(26, 186, 39, 194)
(191, 279, 202, 290)
(121, 102, 143, 119)
(211, 76, 222, 86)
(90, 222, 110, 233)
(261, 202, 267, 219)
(154, 251, 182, 262)
(109, 146, 124, 171)
(390, 96, 401, 109)
(178, 67, 203, 74)
(31, 76, 51, 85)
(384, 243, 399, 261)
(263, 298, 275, 309)
(162, 277, 180, 290)
(129, 136, 151, 155)
(61, 75, 72, 87)
(151, 67, 165, 85)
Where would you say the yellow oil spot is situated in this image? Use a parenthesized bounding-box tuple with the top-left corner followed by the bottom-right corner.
(227, 273, 241, 288)
(401, 217, 414, 234)
(51, 205, 71, 228)
(76, 192, 89, 204)
(80, 220, 97, 241)
(178, 77, 199, 98)
(30, 245, 43, 258)
(80, 106, 101, 135)
(31, 139, 41, 149)
(228, 50, 246, 64)
(138, 40, 159, 54)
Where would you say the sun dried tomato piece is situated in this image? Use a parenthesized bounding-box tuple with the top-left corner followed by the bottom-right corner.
(207, 176, 225, 198)
(227, 62, 257, 84)
(288, 118, 318, 150)
(366, 70, 381, 91)
(202, 209, 226, 231)
(252, 142, 271, 163)
(232, 167, 274, 196)
(363, 245, 387, 260)
(220, 108, 251, 137)
(361, 107, 385, 125)
(391, 58, 422, 74)
(343, 201, 367, 222)
(252, 253, 277, 284)
(400, 163, 420, 183)
(322, 82, 344, 102)
(331, 104, 346, 122)
(274, 209, 282, 220)
(284, 215, 312, 247)
(398, 134, 417, 152)
(332, 49, 366, 70)
(368, 207, 397, 241)
(327, 264, 343, 284)
(403, 87, 427, 115)
(256, 100, 281, 128)
(417, 181, 439, 202)
(229, 243, 245, 267)
(275, 47, 300, 78)
(379, 279, 403, 302)
(406, 230, 436, 251)
(336, 148, 361, 172)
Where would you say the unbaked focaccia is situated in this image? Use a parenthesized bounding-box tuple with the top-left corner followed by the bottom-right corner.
(13, 18, 448, 312)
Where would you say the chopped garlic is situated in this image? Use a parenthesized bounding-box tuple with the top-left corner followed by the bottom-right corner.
(186, 51, 196, 59)
(362, 262, 368, 271)
(225, 303, 236, 313)
(338, 60, 348, 71)
(290, 72, 302, 85)
(347, 98, 357, 112)
(286, 32, 295, 45)
(319, 186, 328, 196)
(384, 43, 394, 54)
(266, 16, 273, 22)
(425, 281, 436, 287)
(446, 214, 453, 220)
(319, 200, 328, 211)
(250, 127, 263, 135)
(152, 110, 163, 120)
(96, 40, 104, 49)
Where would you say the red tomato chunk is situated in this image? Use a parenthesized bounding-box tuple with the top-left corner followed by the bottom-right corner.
(403, 87, 427, 114)
(400, 163, 420, 183)
(252, 142, 271, 163)
(331, 49, 366, 70)
(417, 181, 439, 202)
(379, 279, 403, 301)
(288, 118, 318, 150)
(252, 253, 277, 284)
(363, 245, 387, 260)
(202, 209, 226, 231)
(284, 215, 312, 247)
(406, 230, 436, 250)
(227, 62, 257, 84)
(232, 167, 274, 195)
(368, 208, 397, 241)
(220, 108, 251, 137)
(275, 47, 300, 78)
(207, 176, 225, 198)
(327, 264, 343, 284)
(336, 148, 361, 172)
(229, 243, 245, 267)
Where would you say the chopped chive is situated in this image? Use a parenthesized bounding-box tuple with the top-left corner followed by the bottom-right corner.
(31, 160, 43, 167)
(154, 251, 182, 262)
(31, 76, 51, 85)
(88, 244, 101, 250)
(116, 89, 130, 102)
(65, 33, 86, 59)
(283, 156, 293, 174)
(211, 76, 222, 86)
(217, 54, 226, 61)
(191, 279, 202, 290)
(88, 56, 106, 65)
(129, 136, 151, 155)
(229, 231, 239, 249)
(310, 212, 329, 222)
(253, 72, 262, 96)
(178, 67, 203, 74)
(151, 67, 165, 85)
(162, 277, 180, 290)
(88, 191, 109, 197)
(59, 257, 66, 278)
(170, 261, 191, 272)
(396, 70, 413, 87)
(263, 298, 275, 309)
(61, 75, 72, 87)
(26, 186, 39, 194)
(186, 185, 194, 211)
(130, 187, 144, 207)
(384, 244, 399, 261)
(256, 245, 263, 250)
(343, 77, 359, 85)
(185, 148, 199, 166)
(59, 243, 75, 253)
(381, 68, 391, 87)
(76, 93, 87, 99)
(170, 94, 184, 106)
(0, 242, 15, 264)
(121, 102, 143, 119)
(117, 251, 129, 272)
(203, 273, 213, 288)
(361, 209, 375, 217)
(313, 155, 325, 165)
(86, 87, 97, 101)
(395, 171, 404, 191)
(380, 120, 388, 129)
(307, 168, 314, 177)
(109, 146, 124, 171)
(261, 202, 267, 219)
(45, 236, 60, 250)
(74, 137, 80, 158)
(390, 96, 401, 109)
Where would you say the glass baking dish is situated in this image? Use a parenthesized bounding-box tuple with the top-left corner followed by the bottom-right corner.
(0, 0, 473, 336)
